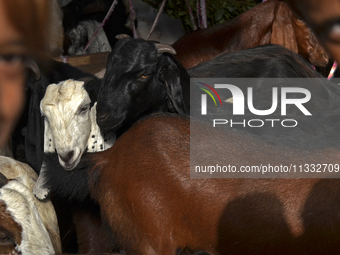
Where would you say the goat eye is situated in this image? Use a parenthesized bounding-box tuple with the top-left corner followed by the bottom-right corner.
(0, 235, 14, 245)
(79, 105, 90, 115)
(138, 75, 149, 81)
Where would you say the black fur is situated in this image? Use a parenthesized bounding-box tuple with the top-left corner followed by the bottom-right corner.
(188, 44, 323, 78)
(43, 152, 95, 201)
(95, 38, 322, 137)
(96, 38, 190, 136)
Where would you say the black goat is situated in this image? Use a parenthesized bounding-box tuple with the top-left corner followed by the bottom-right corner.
(96, 37, 323, 136)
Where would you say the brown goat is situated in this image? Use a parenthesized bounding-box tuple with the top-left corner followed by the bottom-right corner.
(172, 0, 329, 69)
(41, 112, 340, 254)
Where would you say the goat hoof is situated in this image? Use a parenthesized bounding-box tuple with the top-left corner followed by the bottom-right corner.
(33, 186, 50, 201)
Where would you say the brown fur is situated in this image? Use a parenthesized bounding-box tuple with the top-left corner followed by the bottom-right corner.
(72, 204, 115, 253)
(0, 201, 22, 255)
(172, 0, 329, 69)
(82, 113, 340, 254)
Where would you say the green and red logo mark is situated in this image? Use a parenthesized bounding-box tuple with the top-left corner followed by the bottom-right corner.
(197, 82, 222, 107)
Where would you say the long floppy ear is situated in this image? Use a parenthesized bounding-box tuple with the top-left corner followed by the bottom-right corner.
(271, 2, 298, 53)
(160, 55, 190, 115)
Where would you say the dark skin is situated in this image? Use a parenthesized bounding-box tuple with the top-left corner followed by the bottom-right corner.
(0, 0, 26, 148)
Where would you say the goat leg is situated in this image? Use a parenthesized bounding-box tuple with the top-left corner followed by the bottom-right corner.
(33, 163, 51, 201)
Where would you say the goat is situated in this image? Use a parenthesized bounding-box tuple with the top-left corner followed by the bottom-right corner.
(41, 112, 340, 254)
(34, 79, 115, 200)
(12, 58, 98, 173)
(66, 19, 112, 55)
(0, 156, 61, 255)
(95, 37, 323, 136)
(172, 0, 329, 69)
(13, 59, 116, 254)
(62, 0, 133, 54)
(34, 79, 117, 254)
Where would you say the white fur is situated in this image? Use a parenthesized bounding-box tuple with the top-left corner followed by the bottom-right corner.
(34, 79, 115, 200)
(67, 20, 112, 55)
(41, 79, 115, 169)
(0, 156, 62, 254)
(0, 178, 55, 255)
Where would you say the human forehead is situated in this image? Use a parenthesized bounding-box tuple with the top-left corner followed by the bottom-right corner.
(0, 1, 26, 55)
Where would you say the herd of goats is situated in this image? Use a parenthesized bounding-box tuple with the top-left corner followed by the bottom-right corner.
(3, 0, 340, 254)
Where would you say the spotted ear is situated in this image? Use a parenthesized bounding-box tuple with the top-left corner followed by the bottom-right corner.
(271, 2, 298, 53)
(0, 172, 8, 189)
(87, 102, 116, 153)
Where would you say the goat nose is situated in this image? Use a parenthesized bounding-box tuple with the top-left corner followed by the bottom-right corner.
(59, 151, 74, 163)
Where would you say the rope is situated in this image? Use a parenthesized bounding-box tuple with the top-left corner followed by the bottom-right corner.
(127, 0, 138, 38)
(328, 61, 338, 80)
(83, 0, 118, 54)
(146, 0, 167, 40)
(185, 0, 197, 31)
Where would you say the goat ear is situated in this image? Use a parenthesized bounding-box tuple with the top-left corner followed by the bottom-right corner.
(270, 2, 298, 53)
(161, 56, 190, 115)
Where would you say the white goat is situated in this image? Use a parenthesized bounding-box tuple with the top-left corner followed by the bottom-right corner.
(34, 79, 115, 200)
(67, 20, 112, 55)
(0, 156, 61, 255)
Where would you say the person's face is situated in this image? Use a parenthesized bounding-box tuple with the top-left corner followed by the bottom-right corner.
(287, 0, 340, 63)
(0, 1, 26, 148)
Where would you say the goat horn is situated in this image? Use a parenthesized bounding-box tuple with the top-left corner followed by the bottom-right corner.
(26, 59, 41, 81)
(155, 44, 177, 55)
(115, 34, 131, 40)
